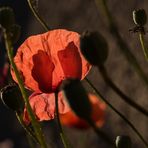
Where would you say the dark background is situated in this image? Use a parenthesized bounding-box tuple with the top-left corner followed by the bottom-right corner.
(0, 0, 148, 147)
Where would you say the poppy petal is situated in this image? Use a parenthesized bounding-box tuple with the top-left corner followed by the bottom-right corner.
(23, 92, 70, 124)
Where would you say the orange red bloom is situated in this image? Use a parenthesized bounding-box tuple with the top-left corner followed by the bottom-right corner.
(60, 94, 106, 129)
(11, 29, 91, 123)
(11, 29, 91, 93)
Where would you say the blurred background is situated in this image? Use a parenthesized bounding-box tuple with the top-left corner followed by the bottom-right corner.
(0, 0, 148, 147)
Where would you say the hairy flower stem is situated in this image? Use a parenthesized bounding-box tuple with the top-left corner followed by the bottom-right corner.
(27, 0, 50, 31)
(98, 65, 148, 117)
(55, 92, 70, 148)
(85, 78, 148, 148)
(16, 112, 39, 144)
(4, 30, 47, 148)
(87, 118, 115, 147)
(95, 0, 148, 87)
(139, 33, 148, 61)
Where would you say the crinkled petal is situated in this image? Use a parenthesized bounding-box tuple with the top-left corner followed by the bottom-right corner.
(60, 93, 106, 129)
(23, 91, 70, 124)
(11, 29, 91, 92)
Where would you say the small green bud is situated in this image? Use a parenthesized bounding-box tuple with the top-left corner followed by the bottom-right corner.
(9, 24, 21, 44)
(0, 84, 24, 112)
(115, 135, 132, 148)
(133, 9, 147, 26)
(80, 31, 108, 66)
(0, 7, 15, 30)
(61, 78, 92, 121)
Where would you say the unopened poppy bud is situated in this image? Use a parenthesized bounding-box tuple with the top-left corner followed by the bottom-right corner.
(115, 135, 132, 148)
(9, 24, 21, 44)
(80, 31, 108, 66)
(0, 84, 24, 112)
(0, 7, 15, 30)
(133, 9, 147, 26)
(61, 78, 92, 121)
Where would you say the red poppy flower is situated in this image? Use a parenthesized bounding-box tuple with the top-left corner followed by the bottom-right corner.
(60, 94, 106, 129)
(23, 92, 70, 125)
(11, 29, 91, 93)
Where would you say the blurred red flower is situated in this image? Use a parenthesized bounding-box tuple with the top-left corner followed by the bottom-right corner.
(11, 29, 91, 93)
(11, 29, 91, 123)
(60, 94, 106, 129)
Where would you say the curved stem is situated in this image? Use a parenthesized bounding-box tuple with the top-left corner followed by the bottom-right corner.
(4, 30, 47, 148)
(94, 0, 148, 88)
(85, 78, 148, 148)
(27, 0, 50, 31)
(16, 112, 39, 144)
(98, 65, 148, 117)
(139, 33, 148, 61)
(87, 118, 115, 147)
(55, 92, 70, 148)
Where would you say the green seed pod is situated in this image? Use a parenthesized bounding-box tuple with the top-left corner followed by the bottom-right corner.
(80, 31, 108, 66)
(9, 24, 21, 44)
(61, 78, 92, 121)
(115, 135, 132, 148)
(0, 84, 24, 112)
(0, 7, 15, 30)
(133, 9, 147, 26)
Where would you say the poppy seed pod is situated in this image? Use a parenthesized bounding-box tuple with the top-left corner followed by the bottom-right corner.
(80, 31, 108, 66)
(0, 7, 15, 30)
(0, 84, 24, 112)
(61, 78, 92, 121)
(115, 135, 132, 148)
(133, 9, 147, 26)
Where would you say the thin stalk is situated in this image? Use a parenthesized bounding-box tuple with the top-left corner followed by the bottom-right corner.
(85, 78, 148, 148)
(87, 118, 115, 147)
(16, 112, 39, 144)
(27, 0, 50, 31)
(95, 0, 148, 87)
(55, 92, 70, 148)
(139, 33, 148, 61)
(98, 65, 148, 117)
(4, 30, 47, 148)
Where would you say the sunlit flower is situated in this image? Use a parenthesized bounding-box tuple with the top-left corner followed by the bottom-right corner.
(60, 94, 106, 129)
(11, 29, 91, 123)
(11, 29, 91, 93)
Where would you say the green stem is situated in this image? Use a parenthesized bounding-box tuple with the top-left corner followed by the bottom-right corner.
(87, 118, 115, 147)
(16, 112, 39, 144)
(139, 33, 148, 61)
(98, 65, 148, 117)
(55, 92, 70, 148)
(4, 30, 47, 148)
(27, 0, 50, 31)
(85, 78, 148, 148)
(95, 0, 148, 88)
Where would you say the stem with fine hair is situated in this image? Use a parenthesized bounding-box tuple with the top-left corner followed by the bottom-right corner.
(94, 0, 148, 88)
(55, 92, 70, 148)
(3, 30, 47, 148)
(85, 78, 148, 148)
(16, 112, 39, 144)
(97, 65, 148, 117)
(27, 0, 50, 31)
(139, 32, 148, 61)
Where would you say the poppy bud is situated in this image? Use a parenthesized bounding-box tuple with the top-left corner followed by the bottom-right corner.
(133, 9, 147, 26)
(9, 24, 21, 44)
(0, 84, 24, 112)
(115, 135, 132, 148)
(61, 78, 92, 121)
(80, 31, 108, 66)
(0, 7, 15, 30)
